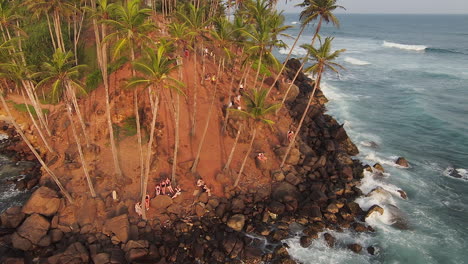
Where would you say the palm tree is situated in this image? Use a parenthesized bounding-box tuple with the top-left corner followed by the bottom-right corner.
(88, 0, 123, 180)
(280, 37, 345, 168)
(103, 0, 155, 63)
(276, 0, 344, 110)
(127, 45, 183, 219)
(230, 89, 279, 187)
(104, 0, 155, 186)
(35, 49, 97, 197)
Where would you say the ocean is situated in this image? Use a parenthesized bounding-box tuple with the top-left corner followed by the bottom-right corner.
(276, 14, 468, 264)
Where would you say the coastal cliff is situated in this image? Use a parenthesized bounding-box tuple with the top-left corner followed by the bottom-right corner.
(0, 58, 376, 263)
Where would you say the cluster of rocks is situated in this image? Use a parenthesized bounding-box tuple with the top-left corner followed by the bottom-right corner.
(0, 122, 41, 192)
(0, 62, 382, 263)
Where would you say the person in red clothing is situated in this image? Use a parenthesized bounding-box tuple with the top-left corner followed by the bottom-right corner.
(184, 48, 189, 58)
(145, 195, 150, 210)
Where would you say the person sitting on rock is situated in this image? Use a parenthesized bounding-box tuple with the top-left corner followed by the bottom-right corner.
(135, 202, 142, 217)
(257, 152, 268, 162)
(203, 184, 212, 197)
(155, 184, 161, 196)
(211, 74, 217, 84)
(145, 195, 150, 210)
(197, 179, 205, 187)
(165, 178, 174, 194)
(287, 130, 294, 142)
(161, 180, 166, 195)
(172, 186, 182, 199)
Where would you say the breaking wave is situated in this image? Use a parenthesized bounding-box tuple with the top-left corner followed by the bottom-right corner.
(383, 41, 427, 51)
(344, 57, 371, 66)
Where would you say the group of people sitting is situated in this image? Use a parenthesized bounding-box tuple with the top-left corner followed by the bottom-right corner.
(135, 178, 182, 217)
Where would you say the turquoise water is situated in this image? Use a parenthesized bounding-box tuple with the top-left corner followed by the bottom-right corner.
(277, 14, 468, 264)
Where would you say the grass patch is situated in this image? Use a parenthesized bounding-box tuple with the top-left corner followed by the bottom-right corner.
(113, 116, 137, 140)
(85, 56, 129, 93)
(10, 102, 49, 117)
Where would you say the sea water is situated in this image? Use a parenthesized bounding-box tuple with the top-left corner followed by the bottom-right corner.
(276, 14, 468, 263)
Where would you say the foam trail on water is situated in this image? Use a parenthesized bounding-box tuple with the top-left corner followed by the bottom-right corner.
(383, 41, 427, 51)
(279, 47, 307, 56)
(344, 57, 371, 66)
(291, 21, 298, 25)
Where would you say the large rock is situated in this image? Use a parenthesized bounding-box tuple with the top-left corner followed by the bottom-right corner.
(12, 213, 50, 250)
(227, 214, 245, 232)
(0, 206, 25, 228)
(275, 147, 300, 165)
(48, 242, 89, 264)
(348, 243, 363, 253)
(284, 84, 300, 103)
(22, 186, 61, 216)
(150, 195, 173, 213)
(271, 182, 300, 202)
(365, 205, 384, 219)
(395, 157, 410, 167)
(104, 214, 129, 243)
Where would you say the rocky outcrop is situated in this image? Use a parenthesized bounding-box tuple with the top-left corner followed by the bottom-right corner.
(103, 214, 129, 243)
(227, 214, 245, 232)
(12, 214, 50, 250)
(0, 207, 25, 229)
(22, 186, 61, 216)
(395, 157, 409, 167)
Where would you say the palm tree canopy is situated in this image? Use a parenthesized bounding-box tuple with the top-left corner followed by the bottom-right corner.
(34, 49, 87, 102)
(230, 89, 280, 126)
(300, 36, 345, 75)
(297, 0, 345, 27)
(127, 44, 185, 95)
(103, 0, 156, 59)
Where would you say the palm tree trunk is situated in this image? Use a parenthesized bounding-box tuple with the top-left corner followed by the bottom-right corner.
(0, 93, 73, 204)
(68, 84, 90, 147)
(20, 90, 55, 154)
(171, 90, 180, 183)
(253, 48, 263, 90)
(66, 103, 96, 198)
(280, 68, 322, 168)
(234, 127, 256, 187)
(190, 44, 198, 136)
(191, 59, 222, 172)
(134, 89, 144, 198)
(23, 81, 51, 136)
(141, 91, 160, 220)
(46, 14, 58, 51)
(223, 123, 243, 172)
(266, 25, 306, 96)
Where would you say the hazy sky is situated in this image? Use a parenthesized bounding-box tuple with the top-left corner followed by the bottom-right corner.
(277, 0, 468, 14)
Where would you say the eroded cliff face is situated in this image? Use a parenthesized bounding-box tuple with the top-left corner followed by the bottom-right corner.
(0, 59, 373, 264)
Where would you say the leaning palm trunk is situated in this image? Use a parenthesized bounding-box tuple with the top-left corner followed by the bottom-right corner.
(0, 93, 73, 204)
(191, 60, 222, 172)
(266, 25, 306, 96)
(134, 90, 144, 197)
(221, 73, 237, 134)
(67, 83, 90, 147)
(223, 123, 243, 172)
(90, 0, 123, 179)
(141, 92, 160, 220)
(280, 69, 322, 168)
(276, 19, 323, 114)
(23, 81, 51, 136)
(190, 45, 199, 136)
(234, 127, 257, 187)
(253, 48, 263, 90)
(66, 103, 96, 198)
(20, 91, 55, 154)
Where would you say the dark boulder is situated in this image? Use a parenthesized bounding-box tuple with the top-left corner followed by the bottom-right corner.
(395, 157, 410, 167)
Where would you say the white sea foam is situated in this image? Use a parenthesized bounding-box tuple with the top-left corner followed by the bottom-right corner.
(291, 21, 298, 25)
(284, 230, 374, 264)
(278, 47, 307, 56)
(344, 57, 371, 66)
(443, 167, 468, 181)
(383, 41, 427, 51)
(363, 152, 408, 168)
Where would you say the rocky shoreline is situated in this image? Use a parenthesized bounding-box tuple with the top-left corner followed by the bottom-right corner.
(0, 62, 381, 264)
